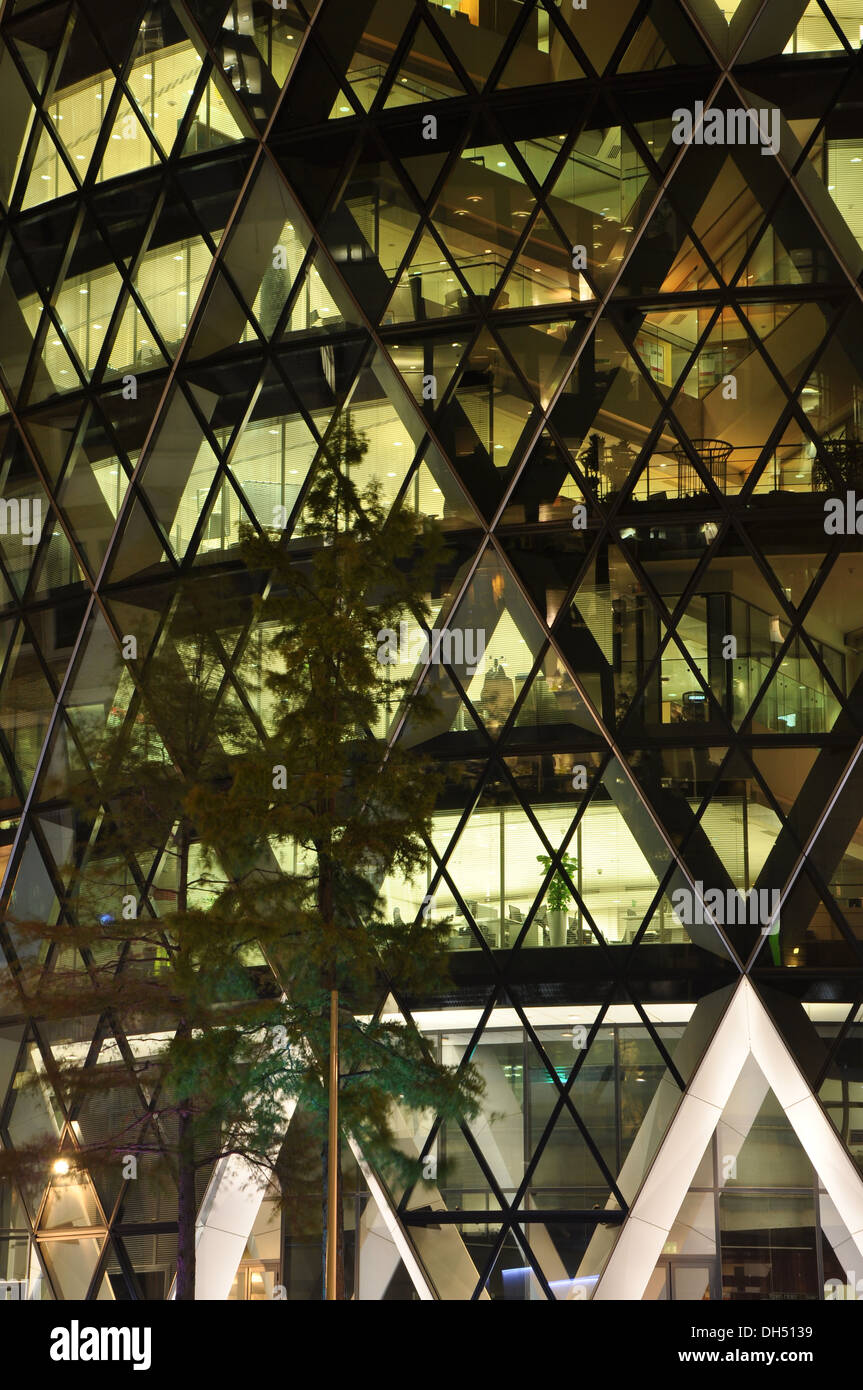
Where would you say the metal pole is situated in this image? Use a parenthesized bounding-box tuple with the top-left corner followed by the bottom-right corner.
(326, 988, 339, 1300)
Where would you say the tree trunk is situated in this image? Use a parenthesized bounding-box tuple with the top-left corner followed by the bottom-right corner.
(326, 987, 340, 1299)
(174, 820, 196, 1301)
(321, 1130, 345, 1301)
(318, 849, 345, 1300)
(175, 1104, 196, 1300)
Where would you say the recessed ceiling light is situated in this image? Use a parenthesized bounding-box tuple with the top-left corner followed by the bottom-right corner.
(496, 161, 506, 167)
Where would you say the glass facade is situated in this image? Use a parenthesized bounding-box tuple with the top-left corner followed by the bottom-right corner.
(3, 0, 863, 1301)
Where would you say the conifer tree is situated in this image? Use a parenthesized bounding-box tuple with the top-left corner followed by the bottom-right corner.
(0, 422, 482, 1302)
(194, 415, 482, 1298)
(0, 578, 303, 1300)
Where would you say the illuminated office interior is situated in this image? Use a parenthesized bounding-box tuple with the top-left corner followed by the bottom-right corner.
(2, 0, 863, 1301)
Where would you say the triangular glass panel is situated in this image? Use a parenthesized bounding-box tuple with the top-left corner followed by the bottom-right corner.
(383, 13, 475, 107)
(133, 231, 212, 360)
(39, 1158, 105, 1233)
(104, 292, 170, 381)
(0, 442, 53, 596)
(21, 399, 85, 487)
(403, 445, 478, 529)
(737, 1, 845, 62)
(615, 14, 678, 74)
(497, 8, 584, 89)
(503, 425, 588, 525)
(61, 608, 128, 767)
(550, 322, 665, 501)
(431, 136, 535, 307)
(422, 5, 507, 94)
(319, 143, 421, 320)
(386, 333, 463, 414)
(282, 249, 362, 337)
(97, 92, 163, 183)
(25, 331, 86, 406)
(625, 304, 705, 400)
(196, 157, 309, 353)
(746, 412, 817, 495)
(49, 65, 107, 184)
(735, 184, 846, 289)
(5, 1036, 63, 1210)
(186, 265, 262, 362)
(133, 385, 220, 559)
(40, 1234, 106, 1300)
(0, 1021, 26, 1117)
(386, 223, 472, 324)
(499, 211, 595, 309)
(397, 148, 451, 204)
(436, 330, 535, 513)
(103, 491, 173, 585)
(445, 792, 548, 952)
(794, 308, 863, 451)
(495, 320, 588, 411)
(547, 125, 659, 296)
(126, 33, 205, 160)
(54, 442, 127, 577)
(481, 1229, 547, 1300)
(31, 513, 88, 597)
(182, 70, 249, 155)
(21, 119, 76, 210)
(528, 1076, 612, 1201)
(553, 0, 641, 76)
(327, 0, 409, 111)
(0, 42, 37, 207)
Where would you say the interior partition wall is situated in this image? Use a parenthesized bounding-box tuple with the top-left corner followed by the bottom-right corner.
(3, 0, 863, 1300)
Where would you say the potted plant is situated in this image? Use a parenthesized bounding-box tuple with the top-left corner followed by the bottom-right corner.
(537, 852, 579, 946)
